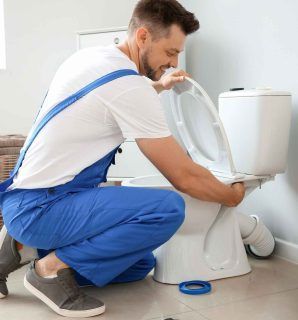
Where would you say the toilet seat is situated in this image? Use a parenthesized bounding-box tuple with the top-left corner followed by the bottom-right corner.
(169, 77, 243, 179)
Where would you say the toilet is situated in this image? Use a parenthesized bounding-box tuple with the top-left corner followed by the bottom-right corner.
(122, 78, 291, 284)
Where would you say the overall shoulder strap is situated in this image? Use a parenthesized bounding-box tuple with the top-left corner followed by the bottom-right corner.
(11, 69, 139, 178)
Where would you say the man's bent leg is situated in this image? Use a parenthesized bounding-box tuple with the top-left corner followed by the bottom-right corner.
(54, 187, 185, 287)
(3, 186, 185, 286)
(75, 252, 156, 287)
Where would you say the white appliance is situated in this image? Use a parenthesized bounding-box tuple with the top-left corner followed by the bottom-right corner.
(122, 80, 291, 283)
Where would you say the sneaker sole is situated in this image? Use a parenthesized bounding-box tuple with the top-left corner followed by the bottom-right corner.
(24, 276, 105, 317)
(0, 226, 8, 299)
(0, 225, 7, 250)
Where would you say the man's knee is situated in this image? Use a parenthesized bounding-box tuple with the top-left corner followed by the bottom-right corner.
(161, 191, 185, 229)
(134, 253, 156, 280)
(110, 253, 156, 284)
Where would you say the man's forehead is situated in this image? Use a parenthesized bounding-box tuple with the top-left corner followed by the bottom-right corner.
(165, 25, 186, 51)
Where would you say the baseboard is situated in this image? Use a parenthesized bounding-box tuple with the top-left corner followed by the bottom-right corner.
(274, 238, 298, 264)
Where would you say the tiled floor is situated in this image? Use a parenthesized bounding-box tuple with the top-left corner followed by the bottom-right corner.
(0, 256, 297, 320)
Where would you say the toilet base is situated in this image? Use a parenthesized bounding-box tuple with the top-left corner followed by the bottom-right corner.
(121, 174, 256, 284)
(152, 198, 252, 284)
(153, 262, 251, 285)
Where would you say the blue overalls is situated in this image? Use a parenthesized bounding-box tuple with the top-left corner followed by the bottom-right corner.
(0, 69, 185, 287)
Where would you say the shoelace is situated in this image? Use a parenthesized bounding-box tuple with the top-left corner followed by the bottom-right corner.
(57, 270, 82, 302)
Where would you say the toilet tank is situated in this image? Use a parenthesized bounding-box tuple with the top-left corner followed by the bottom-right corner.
(218, 88, 291, 175)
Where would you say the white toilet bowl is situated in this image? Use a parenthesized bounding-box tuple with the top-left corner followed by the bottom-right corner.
(123, 78, 291, 284)
(123, 174, 266, 283)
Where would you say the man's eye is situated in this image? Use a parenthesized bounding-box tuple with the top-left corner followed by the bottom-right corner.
(167, 52, 174, 57)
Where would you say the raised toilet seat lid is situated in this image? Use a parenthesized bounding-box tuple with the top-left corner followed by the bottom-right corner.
(168, 77, 240, 178)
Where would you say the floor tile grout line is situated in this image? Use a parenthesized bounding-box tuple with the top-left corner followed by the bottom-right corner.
(148, 282, 196, 312)
(169, 284, 298, 312)
(148, 276, 298, 313)
(169, 294, 196, 312)
(146, 309, 212, 320)
(195, 310, 213, 320)
(196, 287, 298, 312)
(145, 310, 193, 320)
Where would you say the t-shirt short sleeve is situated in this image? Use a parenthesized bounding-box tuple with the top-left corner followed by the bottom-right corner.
(106, 85, 172, 139)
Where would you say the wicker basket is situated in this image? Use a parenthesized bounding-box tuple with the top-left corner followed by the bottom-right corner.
(0, 154, 19, 180)
(0, 135, 26, 229)
(0, 154, 20, 228)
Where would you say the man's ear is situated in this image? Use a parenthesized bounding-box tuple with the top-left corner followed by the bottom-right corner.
(135, 27, 150, 49)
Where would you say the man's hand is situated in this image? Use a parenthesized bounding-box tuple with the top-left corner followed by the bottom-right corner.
(152, 69, 190, 93)
(228, 182, 246, 207)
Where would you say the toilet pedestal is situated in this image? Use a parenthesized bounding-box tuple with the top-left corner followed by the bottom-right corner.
(153, 193, 251, 284)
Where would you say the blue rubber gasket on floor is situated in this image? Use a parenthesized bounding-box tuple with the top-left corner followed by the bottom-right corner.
(179, 280, 212, 295)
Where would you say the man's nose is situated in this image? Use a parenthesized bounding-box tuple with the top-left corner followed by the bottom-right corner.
(170, 56, 179, 68)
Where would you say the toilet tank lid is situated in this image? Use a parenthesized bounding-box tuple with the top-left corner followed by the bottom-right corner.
(219, 88, 291, 98)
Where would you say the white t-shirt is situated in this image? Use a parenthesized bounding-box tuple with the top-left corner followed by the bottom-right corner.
(10, 45, 171, 189)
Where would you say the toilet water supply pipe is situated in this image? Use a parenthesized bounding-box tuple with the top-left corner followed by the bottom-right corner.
(236, 212, 275, 258)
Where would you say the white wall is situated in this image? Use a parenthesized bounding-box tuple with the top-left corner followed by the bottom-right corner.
(0, 0, 5, 69)
(1, 0, 297, 261)
(183, 0, 298, 262)
(0, 0, 138, 134)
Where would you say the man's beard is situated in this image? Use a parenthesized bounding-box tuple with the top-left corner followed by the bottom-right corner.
(141, 51, 158, 81)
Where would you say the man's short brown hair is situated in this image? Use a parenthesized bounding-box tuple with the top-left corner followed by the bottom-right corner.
(128, 0, 199, 39)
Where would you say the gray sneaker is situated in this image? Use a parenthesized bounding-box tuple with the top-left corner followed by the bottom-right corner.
(24, 261, 105, 317)
(0, 226, 24, 298)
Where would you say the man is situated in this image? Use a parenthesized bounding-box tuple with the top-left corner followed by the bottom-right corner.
(0, 0, 245, 317)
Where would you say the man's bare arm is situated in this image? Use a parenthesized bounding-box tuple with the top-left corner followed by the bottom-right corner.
(136, 135, 245, 207)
